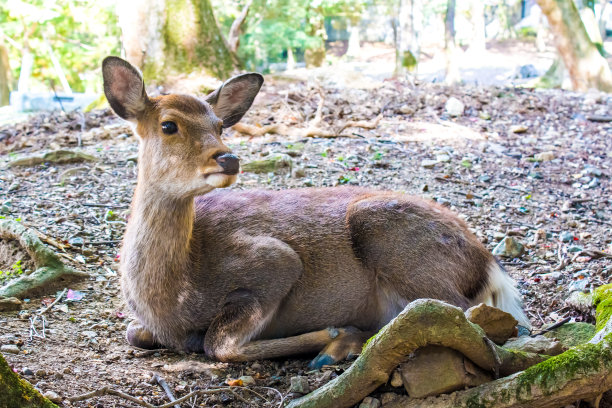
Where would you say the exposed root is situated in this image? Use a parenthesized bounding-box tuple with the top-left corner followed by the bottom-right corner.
(0, 220, 88, 298)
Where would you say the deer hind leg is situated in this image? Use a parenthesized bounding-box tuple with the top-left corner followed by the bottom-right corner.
(308, 327, 376, 369)
(126, 320, 163, 349)
(203, 288, 363, 363)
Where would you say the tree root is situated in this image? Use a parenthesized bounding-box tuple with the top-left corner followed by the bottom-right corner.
(0, 352, 59, 408)
(0, 220, 88, 298)
(287, 299, 548, 408)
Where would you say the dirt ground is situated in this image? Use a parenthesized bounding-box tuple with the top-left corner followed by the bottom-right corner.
(0, 72, 611, 408)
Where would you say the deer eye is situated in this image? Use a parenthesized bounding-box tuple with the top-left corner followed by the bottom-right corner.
(161, 121, 178, 134)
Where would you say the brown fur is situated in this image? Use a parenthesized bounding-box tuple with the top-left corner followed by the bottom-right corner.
(102, 56, 525, 364)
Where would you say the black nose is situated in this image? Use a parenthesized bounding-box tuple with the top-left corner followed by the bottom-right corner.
(215, 153, 240, 175)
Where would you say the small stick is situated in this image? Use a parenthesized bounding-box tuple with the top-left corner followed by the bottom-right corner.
(530, 317, 571, 337)
(39, 288, 67, 316)
(153, 373, 180, 408)
(82, 203, 129, 209)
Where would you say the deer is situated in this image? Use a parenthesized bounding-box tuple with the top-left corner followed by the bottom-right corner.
(102, 56, 530, 369)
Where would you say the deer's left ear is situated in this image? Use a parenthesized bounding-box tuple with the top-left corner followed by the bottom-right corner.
(205, 73, 264, 128)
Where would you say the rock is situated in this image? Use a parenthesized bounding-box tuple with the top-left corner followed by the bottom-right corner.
(510, 124, 528, 133)
(43, 390, 62, 403)
(503, 335, 564, 356)
(565, 291, 593, 312)
(69, 237, 84, 246)
(568, 279, 589, 293)
(302, 178, 314, 187)
(559, 231, 574, 242)
(0, 297, 22, 312)
(492, 236, 524, 258)
(241, 153, 292, 174)
(466, 303, 518, 344)
(436, 154, 451, 163)
(534, 151, 554, 161)
(400, 346, 492, 398)
(36, 369, 47, 377)
(543, 322, 596, 349)
(9, 150, 99, 167)
(238, 375, 255, 385)
(359, 396, 381, 408)
(445, 97, 464, 117)
(22, 367, 34, 376)
(1, 344, 20, 354)
(518, 64, 538, 78)
(292, 167, 306, 178)
(289, 376, 310, 394)
(479, 111, 491, 120)
(421, 159, 438, 169)
(380, 393, 402, 405)
(390, 369, 403, 387)
(81, 330, 98, 338)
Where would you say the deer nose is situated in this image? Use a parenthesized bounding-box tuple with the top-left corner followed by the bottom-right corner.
(215, 153, 240, 175)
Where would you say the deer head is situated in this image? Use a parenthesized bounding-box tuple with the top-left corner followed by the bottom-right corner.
(102, 56, 263, 198)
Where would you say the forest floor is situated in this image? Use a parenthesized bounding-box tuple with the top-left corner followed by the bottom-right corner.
(0, 76, 611, 407)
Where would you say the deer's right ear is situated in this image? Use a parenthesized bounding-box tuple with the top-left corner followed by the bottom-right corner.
(102, 56, 149, 121)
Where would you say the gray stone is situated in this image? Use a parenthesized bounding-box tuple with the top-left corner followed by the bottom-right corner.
(445, 97, 464, 117)
(559, 231, 574, 242)
(359, 396, 381, 408)
(1, 344, 20, 354)
(400, 346, 491, 398)
(465, 303, 518, 344)
(534, 151, 554, 161)
(81, 330, 97, 338)
(421, 159, 438, 168)
(43, 390, 62, 403)
(0, 297, 22, 312)
(289, 376, 310, 394)
(492, 236, 524, 258)
(238, 375, 255, 385)
(503, 335, 564, 356)
(22, 367, 34, 376)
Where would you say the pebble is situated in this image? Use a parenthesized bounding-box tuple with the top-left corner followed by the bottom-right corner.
(568, 279, 589, 293)
(492, 237, 524, 258)
(289, 376, 310, 394)
(359, 396, 382, 408)
(445, 97, 464, 117)
(69, 237, 84, 246)
(390, 370, 403, 387)
(1, 344, 20, 354)
(22, 367, 34, 376)
(559, 231, 574, 242)
(43, 390, 62, 403)
(510, 124, 528, 133)
(421, 159, 438, 168)
(81, 330, 98, 338)
(238, 375, 255, 385)
(534, 151, 554, 161)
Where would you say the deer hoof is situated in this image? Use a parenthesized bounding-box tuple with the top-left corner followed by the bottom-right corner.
(126, 321, 162, 349)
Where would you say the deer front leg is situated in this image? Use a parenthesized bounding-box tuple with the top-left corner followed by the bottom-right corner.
(203, 289, 360, 362)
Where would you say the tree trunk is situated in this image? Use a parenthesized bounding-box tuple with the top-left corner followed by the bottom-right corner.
(227, 0, 254, 54)
(0, 43, 11, 106)
(118, 0, 239, 80)
(395, 0, 419, 75)
(0, 353, 59, 408)
(346, 22, 361, 58)
(444, 0, 461, 84)
(468, 0, 486, 54)
(536, 0, 612, 92)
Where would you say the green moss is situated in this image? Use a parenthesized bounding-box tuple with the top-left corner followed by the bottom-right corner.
(543, 322, 596, 348)
(401, 51, 417, 71)
(0, 353, 59, 407)
(594, 284, 612, 331)
(515, 336, 612, 399)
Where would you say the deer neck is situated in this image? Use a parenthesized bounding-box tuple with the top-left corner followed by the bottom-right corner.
(121, 178, 196, 313)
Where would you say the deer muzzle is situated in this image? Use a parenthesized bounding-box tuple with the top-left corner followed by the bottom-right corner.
(215, 153, 240, 175)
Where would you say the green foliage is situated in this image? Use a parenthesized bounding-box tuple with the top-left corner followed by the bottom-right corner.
(594, 284, 612, 331)
(0, 0, 120, 93)
(0, 260, 24, 283)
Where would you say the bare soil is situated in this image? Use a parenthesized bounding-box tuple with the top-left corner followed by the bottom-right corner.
(0, 76, 610, 407)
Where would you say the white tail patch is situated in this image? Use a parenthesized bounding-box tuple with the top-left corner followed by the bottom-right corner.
(475, 261, 531, 329)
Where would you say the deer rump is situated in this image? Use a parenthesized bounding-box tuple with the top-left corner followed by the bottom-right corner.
(181, 187, 527, 344)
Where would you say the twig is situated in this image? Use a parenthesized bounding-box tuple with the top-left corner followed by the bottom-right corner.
(88, 240, 121, 245)
(39, 288, 67, 316)
(491, 184, 529, 194)
(82, 203, 129, 209)
(530, 317, 571, 337)
(153, 373, 180, 408)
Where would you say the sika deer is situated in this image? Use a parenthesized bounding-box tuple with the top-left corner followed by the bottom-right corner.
(102, 56, 530, 368)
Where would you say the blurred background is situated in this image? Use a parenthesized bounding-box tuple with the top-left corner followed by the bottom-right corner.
(0, 0, 611, 118)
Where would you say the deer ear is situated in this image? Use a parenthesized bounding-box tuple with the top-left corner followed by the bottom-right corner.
(205, 73, 263, 128)
(102, 56, 149, 121)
